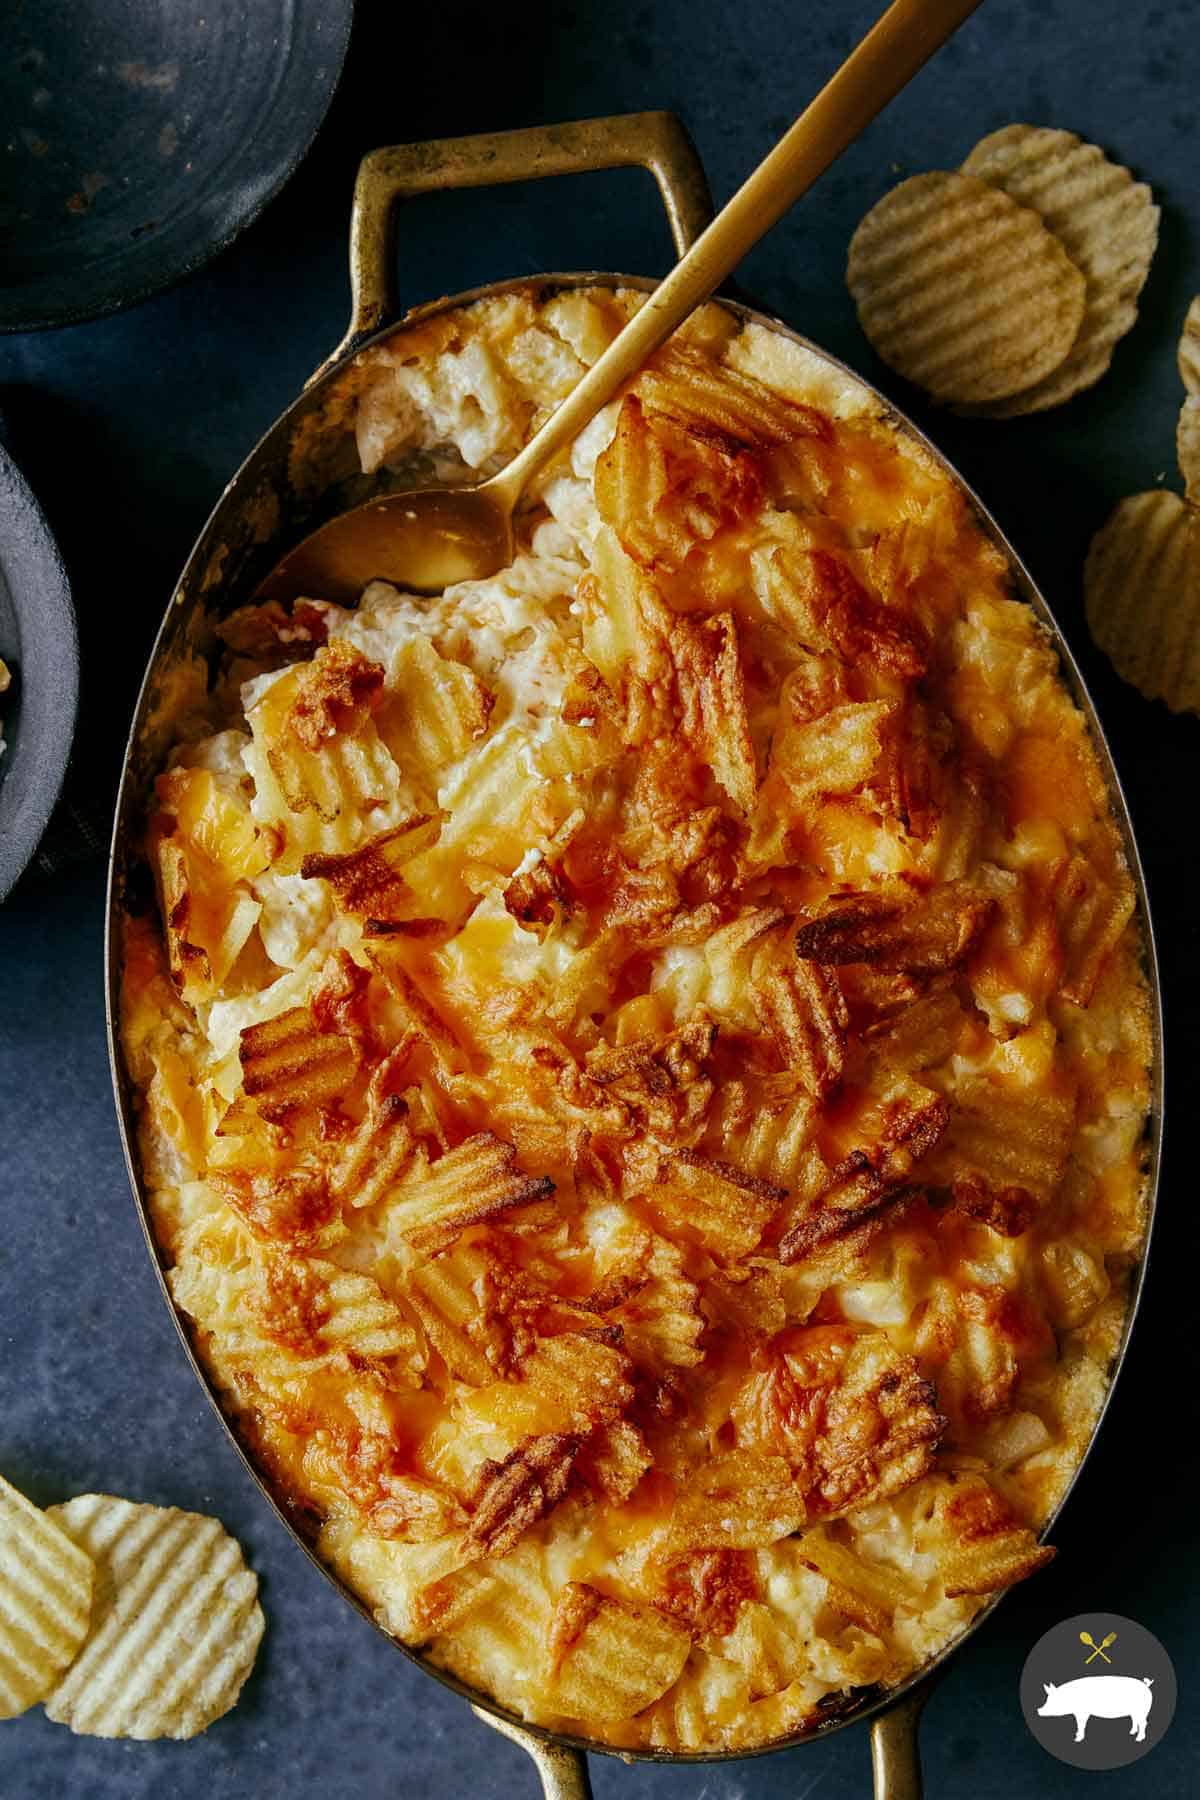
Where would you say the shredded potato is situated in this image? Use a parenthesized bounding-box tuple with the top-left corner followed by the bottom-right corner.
(120, 285, 1151, 1752)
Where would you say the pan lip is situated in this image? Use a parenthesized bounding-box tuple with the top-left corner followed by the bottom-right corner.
(0, 0, 355, 336)
(104, 269, 1165, 1766)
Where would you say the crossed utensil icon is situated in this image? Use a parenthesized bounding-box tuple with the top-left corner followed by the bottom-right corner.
(1080, 1630, 1118, 1664)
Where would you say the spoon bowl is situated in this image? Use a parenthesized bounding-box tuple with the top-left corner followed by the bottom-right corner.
(257, 482, 515, 604)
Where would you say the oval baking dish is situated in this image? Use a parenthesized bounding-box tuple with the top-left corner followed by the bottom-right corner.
(105, 114, 1163, 1798)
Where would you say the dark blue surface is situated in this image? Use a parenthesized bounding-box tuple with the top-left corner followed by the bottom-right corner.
(1, 1, 1197, 1794)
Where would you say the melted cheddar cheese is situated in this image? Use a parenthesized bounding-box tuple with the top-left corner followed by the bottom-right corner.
(120, 286, 1151, 1751)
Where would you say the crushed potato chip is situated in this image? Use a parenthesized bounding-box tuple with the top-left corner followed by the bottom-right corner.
(44, 1495, 263, 1740)
(916, 1473, 1054, 1597)
(647, 1150, 786, 1259)
(547, 1584, 691, 1720)
(0, 1473, 94, 1720)
(388, 1133, 555, 1255)
(1084, 490, 1200, 713)
(960, 125, 1158, 414)
(847, 171, 1086, 405)
(666, 1450, 807, 1552)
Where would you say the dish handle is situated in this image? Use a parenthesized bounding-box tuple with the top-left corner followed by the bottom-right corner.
(471, 1705, 592, 1799)
(869, 1683, 931, 1800)
(315, 111, 714, 380)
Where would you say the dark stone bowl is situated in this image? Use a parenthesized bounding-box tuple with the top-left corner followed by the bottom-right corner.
(0, 444, 79, 899)
(0, 0, 354, 333)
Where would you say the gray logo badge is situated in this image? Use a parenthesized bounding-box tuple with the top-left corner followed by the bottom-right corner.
(1020, 1612, 1176, 1770)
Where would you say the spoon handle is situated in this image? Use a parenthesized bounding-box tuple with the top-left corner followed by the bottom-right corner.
(491, 0, 983, 506)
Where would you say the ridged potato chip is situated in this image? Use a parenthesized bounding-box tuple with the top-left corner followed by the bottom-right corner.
(961, 125, 1159, 414)
(846, 171, 1086, 406)
(1084, 490, 1200, 713)
(44, 1495, 263, 1740)
(547, 1583, 691, 1721)
(0, 1473, 94, 1719)
(1178, 396, 1200, 505)
(1178, 294, 1200, 395)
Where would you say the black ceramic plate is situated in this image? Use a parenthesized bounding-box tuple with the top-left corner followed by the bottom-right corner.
(0, 445, 79, 899)
(0, 0, 354, 333)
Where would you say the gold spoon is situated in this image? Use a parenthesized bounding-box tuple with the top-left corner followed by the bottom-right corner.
(260, 0, 984, 605)
(1081, 1630, 1117, 1664)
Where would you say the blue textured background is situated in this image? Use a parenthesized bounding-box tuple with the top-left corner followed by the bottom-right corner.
(1, 1, 1196, 1794)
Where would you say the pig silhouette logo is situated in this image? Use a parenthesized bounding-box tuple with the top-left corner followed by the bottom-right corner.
(1021, 1613, 1175, 1770)
(1038, 1675, 1154, 1743)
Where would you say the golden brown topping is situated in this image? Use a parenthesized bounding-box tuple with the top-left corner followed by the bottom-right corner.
(502, 856, 573, 931)
(300, 815, 440, 922)
(777, 1084, 947, 1264)
(367, 1477, 467, 1543)
(286, 642, 384, 750)
(150, 782, 266, 1002)
(648, 1150, 787, 1260)
(464, 1432, 581, 1559)
(701, 1263, 788, 1343)
(668, 611, 758, 815)
(245, 1254, 328, 1350)
(596, 393, 765, 574)
(239, 1004, 359, 1124)
(546, 1584, 692, 1722)
(932, 1077, 1076, 1207)
(404, 1239, 532, 1385)
(790, 548, 928, 679)
(919, 1473, 1055, 1597)
(637, 340, 830, 448)
(394, 1134, 555, 1256)
(583, 1013, 715, 1142)
(666, 1450, 807, 1552)
(330, 1051, 417, 1210)
(797, 1523, 920, 1622)
(312, 948, 374, 1042)
(753, 954, 848, 1098)
(794, 882, 994, 975)
(363, 937, 465, 1071)
(217, 598, 328, 655)
(547, 1581, 604, 1672)
(1050, 850, 1136, 1008)
(945, 1175, 1035, 1237)
(862, 985, 966, 1074)
(155, 836, 214, 995)
(375, 637, 493, 796)
(732, 1328, 943, 1519)
(519, 1330, 635, 1428)
(599, 1236, 705, 1376)
(653, 1548, 761, 1639)
(251, 1253, 415, 1366)
(213, 1167, 336, 1248)
(576, 1419, 652, 1505)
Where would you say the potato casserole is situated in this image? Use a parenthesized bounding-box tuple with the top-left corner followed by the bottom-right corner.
(119, 286, 1151, 1751)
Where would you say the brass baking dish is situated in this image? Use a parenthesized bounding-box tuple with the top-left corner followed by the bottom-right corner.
(104, 111, 1164, 1799)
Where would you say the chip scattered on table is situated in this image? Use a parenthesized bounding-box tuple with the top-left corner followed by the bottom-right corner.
(1177, 397, 1200, 505)
(846, 170, 1086, 406)
(1084, 490, 1200, 713)
(960, 125, 1159, 415)
(43, 1495, 264, 1740)
(1178, 295, 1200, 396)
(0, 1472, 94, 1720)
